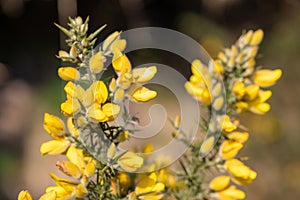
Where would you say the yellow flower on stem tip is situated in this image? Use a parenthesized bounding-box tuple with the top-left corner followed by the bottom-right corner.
(89, 52, 104, 73)
(253, 69, 282, 88)
(58, 66, 79, 81)
(250, 29, 264, 45)
(43, 113, 65, 138)
(220, 140, 243, 159)
(225, 159, 257, 185)
(209, 176, 230, 191)
(118, 152, 144, 172)
(135, 173, 165, 200)
(131, 86, 157, 102)
(40, 139, 70, 155)
(214, 185, 246, 200)
(103, 31, 126, 52)
(18, 190, 32, 200)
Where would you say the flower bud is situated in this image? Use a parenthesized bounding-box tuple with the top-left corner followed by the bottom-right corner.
(58, 67, 79, 81)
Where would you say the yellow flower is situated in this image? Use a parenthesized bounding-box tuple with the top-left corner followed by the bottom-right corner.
(89, 52, 103, 73)
(118, 152, 144, 172)
(43, 113, 65, 138)
(69, 44, 77, 58)
(87, 103, 107, 122)
(135, 173, 165, 200)
(48, 173, 88, 199)
(39, 190, 57, 200)
(226, 132, 249, 143)
(118, 172, 132, 189)
(250, 29, 264, 45)
(103, 31, 126, 52)
(185, 59, 212, 105)
(221, 115, 237, 133)
(102, 103, 120, 121)
(220, 140, 243, 159)
(40, 139, 70, 155)
(89, 80, 108, 105)
(249, 90, 272, 114)
(253, 69, 282, 88)
(214, 185, 246, 200)
(45, 186, 73, 200)
(58, 66, 79, 81)
(225, 159, 257, 185)
(63, 81, 84, 100)
(157, 169, 177, 189)
(190, 59, 210, 84)
(184, 82, 210, 104)
(209, 176, 230, 191)
(66, 146, 86, 170)
(132, 66, 157, 83)
(235, 101, 249, 113)
(18, 190, 32, 200)
(61, 98, 80, 116)
(200, 136, 215, 155)
(244, 84, 259, 101)
(58, 50, 70, 58)
(114, 88, 125, 102)
(116, 73, 132, 89)
(112, 50, 131, 75)
(131, 86, 157, 102)
(56, 160, 81, 179)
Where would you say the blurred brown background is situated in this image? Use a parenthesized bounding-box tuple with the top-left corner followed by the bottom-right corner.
(0, 0, 299, 199)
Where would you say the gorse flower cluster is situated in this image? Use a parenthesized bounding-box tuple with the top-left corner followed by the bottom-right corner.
(179, 29, 282, 199)
(18, 17, 281, 200)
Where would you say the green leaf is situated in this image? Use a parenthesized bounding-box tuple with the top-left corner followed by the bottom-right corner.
(87, 24, 107, 41)
(54, 23, 71, 37)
